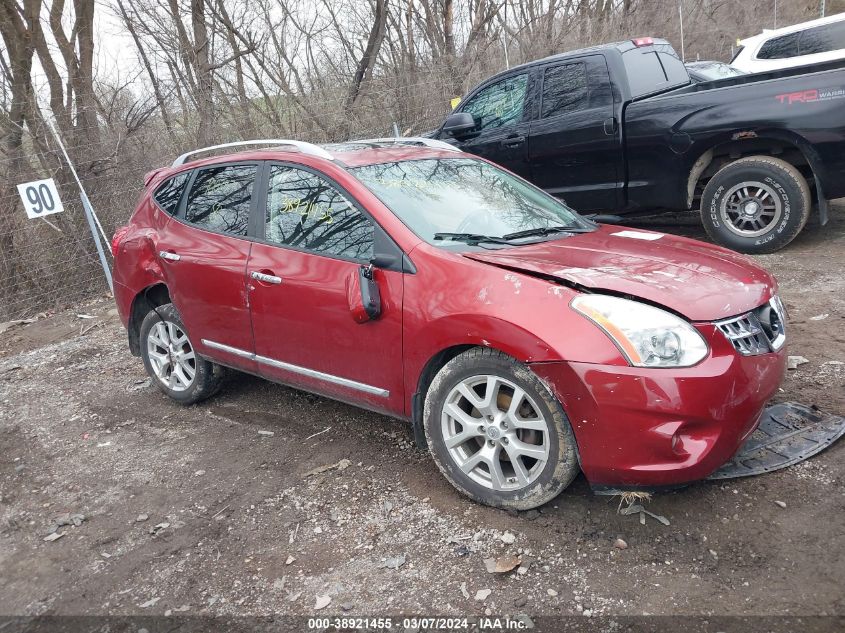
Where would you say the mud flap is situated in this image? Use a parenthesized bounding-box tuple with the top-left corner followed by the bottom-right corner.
(707, 402, 845, 480)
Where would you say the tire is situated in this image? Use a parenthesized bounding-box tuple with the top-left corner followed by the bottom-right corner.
(700, 155, 811, 254)
(423, 347, 579, 510)
(139, 303, 225, 405)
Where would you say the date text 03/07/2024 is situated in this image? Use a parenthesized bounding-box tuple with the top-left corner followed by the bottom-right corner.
(307, 616, 532, 630)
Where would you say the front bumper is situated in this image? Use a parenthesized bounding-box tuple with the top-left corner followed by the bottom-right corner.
(531, 324, 787, 488)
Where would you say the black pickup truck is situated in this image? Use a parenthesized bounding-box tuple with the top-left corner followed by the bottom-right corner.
(431, 38, 845, 253)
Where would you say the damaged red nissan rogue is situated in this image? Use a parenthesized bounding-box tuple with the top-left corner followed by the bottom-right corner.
(112, 138, 788, 510)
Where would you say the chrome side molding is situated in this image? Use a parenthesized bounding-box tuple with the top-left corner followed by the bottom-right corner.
(201, 339, 390, 398)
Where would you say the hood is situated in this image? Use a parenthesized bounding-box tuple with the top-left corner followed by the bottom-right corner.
(463, 225, 776, 321)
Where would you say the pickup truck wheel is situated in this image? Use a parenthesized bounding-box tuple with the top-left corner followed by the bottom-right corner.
(700, 156, 810, 254)
(423, 347, 579, 510)
(139, 303, 225, 405)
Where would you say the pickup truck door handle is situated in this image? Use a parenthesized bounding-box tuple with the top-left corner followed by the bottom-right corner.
(159, 250, 181, 262)
(603, 117, 618, 136)
(501, 135, 525, 147)
(250, 271, 283, 285)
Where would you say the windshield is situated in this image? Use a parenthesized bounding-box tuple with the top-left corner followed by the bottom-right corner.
(349, 158, 590, 245)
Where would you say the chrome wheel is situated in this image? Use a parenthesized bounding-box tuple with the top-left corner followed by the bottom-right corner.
(441, 375, 550, 492)
(720, 181, 783, 238)
(146, 320, 196, 392)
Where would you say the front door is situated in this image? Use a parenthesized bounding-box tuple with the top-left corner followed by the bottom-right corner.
(155, 163, 259, 373)
(527, 56, 622, 211)
(246, 163, 404, 414)
(442, 72, 533, 179)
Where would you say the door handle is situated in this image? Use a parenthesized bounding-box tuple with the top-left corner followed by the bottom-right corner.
(501, 136, 525, 147)
(603, 117, 618, 136)
(159, 250, 181, 261)
(250, 271, 282, 285)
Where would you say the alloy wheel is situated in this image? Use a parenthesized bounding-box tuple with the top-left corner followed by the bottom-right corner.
(146, 320, 196, 392)
(440, 375, 550, 491)
(720, 181, 783, 237)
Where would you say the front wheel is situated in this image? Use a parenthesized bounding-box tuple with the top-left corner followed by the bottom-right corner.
(423, 348, 580, 510)
(700, 156, 811, 254)
(139, 303, 225, 405)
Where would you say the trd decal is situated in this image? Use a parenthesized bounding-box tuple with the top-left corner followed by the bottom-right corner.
(776, 87, 845, 104)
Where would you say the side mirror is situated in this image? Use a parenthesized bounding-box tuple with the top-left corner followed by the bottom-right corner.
(442, 112, 476, 138)
(370, 253, 398, 269)
(359, 264, 382, 320)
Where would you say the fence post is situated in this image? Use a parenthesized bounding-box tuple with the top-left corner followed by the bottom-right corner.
(45, 119, 113, 294)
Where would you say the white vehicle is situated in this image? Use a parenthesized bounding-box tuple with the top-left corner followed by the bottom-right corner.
(732, 13, 845, 73)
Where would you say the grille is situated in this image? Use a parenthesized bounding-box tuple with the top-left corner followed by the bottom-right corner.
(715, 296, 786, 356)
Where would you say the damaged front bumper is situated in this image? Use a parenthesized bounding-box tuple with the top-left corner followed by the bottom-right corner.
(707, 402, 845, 479)
(531, 326, 788, 489)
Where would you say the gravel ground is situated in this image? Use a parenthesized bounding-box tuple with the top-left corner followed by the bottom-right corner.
(1, 207, 843, 627)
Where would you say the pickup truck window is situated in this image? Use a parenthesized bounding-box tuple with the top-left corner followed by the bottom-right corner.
(623, 46, 688, 97)
(541, 62, 588, 118)
(461, 73, 528, 132)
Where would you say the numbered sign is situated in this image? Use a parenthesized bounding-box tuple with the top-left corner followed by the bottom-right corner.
(17, 178, 64, 219)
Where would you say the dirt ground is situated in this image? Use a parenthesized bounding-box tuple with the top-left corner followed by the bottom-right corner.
(1, 205, 844, 628)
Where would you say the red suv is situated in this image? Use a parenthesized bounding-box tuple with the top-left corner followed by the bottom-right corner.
(112, 138, 787, 510)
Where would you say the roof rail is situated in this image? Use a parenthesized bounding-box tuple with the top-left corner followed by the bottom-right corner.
(172, 139, 334, 167)
(351, 137, 462, 152)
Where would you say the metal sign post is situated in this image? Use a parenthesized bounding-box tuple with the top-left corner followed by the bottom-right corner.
(45, 119, 113, 294)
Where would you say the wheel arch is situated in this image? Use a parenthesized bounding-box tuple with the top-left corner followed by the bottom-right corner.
(408, 320, 563, 449)
(127, 283, 172, 356)
(686, 132, 820, 209)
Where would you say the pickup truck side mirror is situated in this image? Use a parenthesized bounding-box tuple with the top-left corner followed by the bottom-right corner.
(442, 112, 476, 138)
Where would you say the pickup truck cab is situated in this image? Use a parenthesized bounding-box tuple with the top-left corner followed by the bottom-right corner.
(432, 38, 845, 253)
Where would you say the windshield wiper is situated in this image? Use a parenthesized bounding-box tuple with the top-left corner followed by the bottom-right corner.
(501, 225, 594, 240)
(433, 232, 512, 245)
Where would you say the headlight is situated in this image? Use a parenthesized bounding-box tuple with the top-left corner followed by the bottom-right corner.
(571, 295, 708, 368)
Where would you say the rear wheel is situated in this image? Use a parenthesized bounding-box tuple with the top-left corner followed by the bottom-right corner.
(700, 156, 811, 254)
(139, 303, 225, 405)
(423, 348, 579, 510)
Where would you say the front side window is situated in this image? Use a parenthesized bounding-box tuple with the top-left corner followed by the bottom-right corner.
(265, 165, 374, 261)
(541, 62, 588, 118)
(184, 165, 256, 236)
(350, 158, 590, 245)
(461, 73, 528, 132)
(153, 172, 189, 215)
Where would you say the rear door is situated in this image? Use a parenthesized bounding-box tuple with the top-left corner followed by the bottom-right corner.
(444, 72, 534, 178)
(527, 55, 622, 211)
(246, 163, 405, 414)
(155, 163, 259, 372)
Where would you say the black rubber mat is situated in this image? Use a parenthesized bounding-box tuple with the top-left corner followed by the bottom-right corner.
(708, 402, 845, 480)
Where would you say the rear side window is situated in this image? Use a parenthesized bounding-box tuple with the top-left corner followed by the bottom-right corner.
(757, 32, 800, 59)
(264, 165, 374, 261)
(622, 44, 688, 98)
(541, 62, 588, 118)
(798, 21, 845, 55)
(153, 173, 188, 215)
(184, 165, 256, 237)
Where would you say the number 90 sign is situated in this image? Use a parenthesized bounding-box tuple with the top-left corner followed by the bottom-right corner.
(17, 178, 64, 219)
